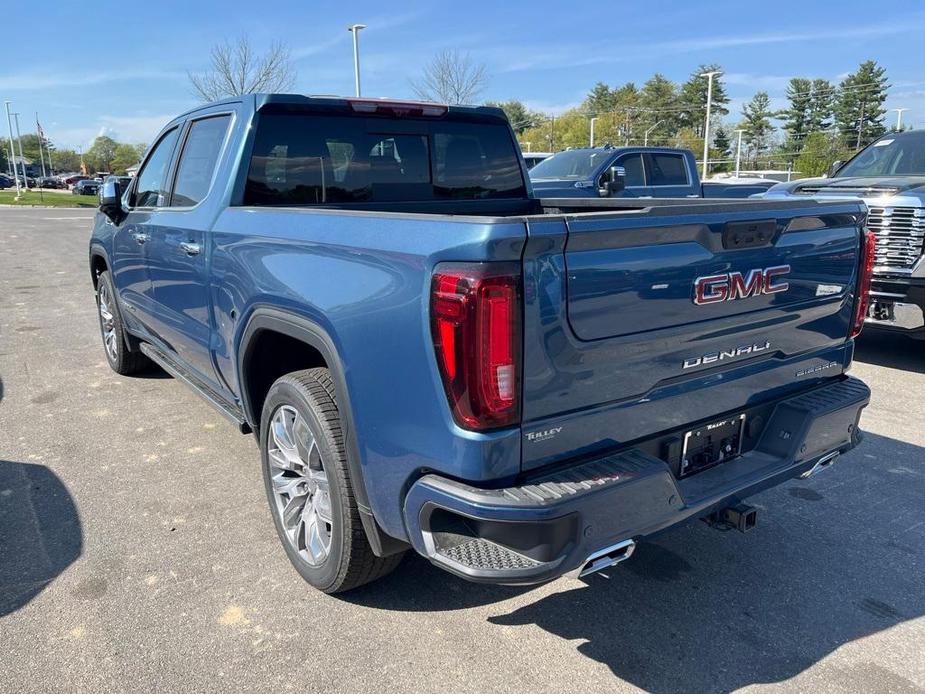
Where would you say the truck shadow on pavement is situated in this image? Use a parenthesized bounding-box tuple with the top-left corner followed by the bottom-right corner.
(0, 461, 82, 617)
(350, 432, 925, 691)
(855, 332, 925, 374)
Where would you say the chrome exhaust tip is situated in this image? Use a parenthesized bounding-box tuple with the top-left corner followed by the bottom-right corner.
(799, 451, 840, 479)
(567, 539, 636, 579)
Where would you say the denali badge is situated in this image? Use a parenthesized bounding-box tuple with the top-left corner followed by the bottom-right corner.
(693, 265, 791, 305)
(683, 341, 771, 369)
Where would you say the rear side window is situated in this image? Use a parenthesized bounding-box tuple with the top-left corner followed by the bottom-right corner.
(647, 153, 689, 186)
(243, 113, 526, 205)
(133, 127, 180, 207)
(171, 115, 231, 207)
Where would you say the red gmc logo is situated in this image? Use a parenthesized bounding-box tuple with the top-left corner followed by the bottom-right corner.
(693, 265, 791, 305)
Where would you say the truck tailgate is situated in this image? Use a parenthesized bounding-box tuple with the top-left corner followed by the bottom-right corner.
(521, 199, 866, 471)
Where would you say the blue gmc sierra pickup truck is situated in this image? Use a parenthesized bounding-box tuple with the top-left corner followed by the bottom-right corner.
(529, 146, 777, 199)
(90, 94, 872, 593)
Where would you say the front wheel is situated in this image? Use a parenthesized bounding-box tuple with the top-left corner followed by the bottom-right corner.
(260, 368, 403, 593)
(95, 270, 148, 375)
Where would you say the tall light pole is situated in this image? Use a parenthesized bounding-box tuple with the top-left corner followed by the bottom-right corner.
(589, 117, 598, 147)
(13, 112, 28, 189)
(700, 70, 722, 179)
(644, 120, 664, 147)
(4, 102, 21, 195)
(734, 128, 745, 178)
(347, 24, 366, 97)
(891, 107, 909, 131)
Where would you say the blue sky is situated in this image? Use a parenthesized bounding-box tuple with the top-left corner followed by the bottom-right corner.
(3, 0, 925, 149)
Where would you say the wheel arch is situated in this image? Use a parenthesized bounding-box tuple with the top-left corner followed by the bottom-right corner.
(89, 245, 110, 288)
(237, 308, 408, 556)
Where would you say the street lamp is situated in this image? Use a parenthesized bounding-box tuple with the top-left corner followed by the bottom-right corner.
(12, 112, 28, 189)
(4, 102, 21, 196)
(644, 120, 664, 147)
(700, 70, 722, 179)
(589, 117, 598, 147)
(891, 108, 909, 131)
(347, 24, 367, 97)
(734, 128, 745, 178)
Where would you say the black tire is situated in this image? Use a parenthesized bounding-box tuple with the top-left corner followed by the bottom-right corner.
(95, 270, 148, 375)
(260, 368, 403, 593)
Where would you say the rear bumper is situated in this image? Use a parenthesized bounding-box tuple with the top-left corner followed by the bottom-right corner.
(866, 277, 925, 336)
(402, 377, 870, 585)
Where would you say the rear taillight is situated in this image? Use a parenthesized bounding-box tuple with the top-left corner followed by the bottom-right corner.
(851, 228, 876, 338)
(430, 262, 521, 430)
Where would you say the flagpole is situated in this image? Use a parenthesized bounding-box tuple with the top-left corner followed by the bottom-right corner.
(36, 113, 47, 178)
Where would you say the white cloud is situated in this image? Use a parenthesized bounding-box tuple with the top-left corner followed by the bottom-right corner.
(53, 113, 177, 150)
(0, 69, 186, 92)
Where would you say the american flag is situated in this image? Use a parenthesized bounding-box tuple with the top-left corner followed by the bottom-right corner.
(36, 118, 44, 139)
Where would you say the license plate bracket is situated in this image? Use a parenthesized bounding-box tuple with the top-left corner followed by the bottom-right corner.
(679, 414, 746, 478)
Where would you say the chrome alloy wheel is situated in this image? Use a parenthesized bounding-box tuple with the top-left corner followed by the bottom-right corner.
(98, 282, 118, 362)
(267, 405, 333, 566)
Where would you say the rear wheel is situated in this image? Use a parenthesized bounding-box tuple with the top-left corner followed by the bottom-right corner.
(96, 271, 148, 375)
(260, 368, 403, 593)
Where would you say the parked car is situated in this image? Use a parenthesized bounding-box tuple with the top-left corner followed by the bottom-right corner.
(0, 174, 11, 189)
(37, 176, 62, 189)
(64, 174, 89, 186)
(15, 175, 37, 188)
(522, 151, 553, 170)
(762, 129, 925, 339)
(73, 179, 101, 195)
(89, 94, 872, 594)
(529, 146, 778, 199)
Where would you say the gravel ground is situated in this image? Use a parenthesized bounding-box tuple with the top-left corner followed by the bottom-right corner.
(0, 208, 923, 694)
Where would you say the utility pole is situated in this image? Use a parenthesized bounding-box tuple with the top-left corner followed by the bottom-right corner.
(700, 70, 722, 179)
(36, 113, 46, 178)
(347, 24, 366, 97)
(13, 112, 28, 189)
(891, 107, 909, 131)
(522, 141, 531, 153)
(589, 117, 598, 148)
(4, 102, 20, 195)
(734, 128, 745, 178)
(856, 99, 866, 150)
(644, 120, 664, 147)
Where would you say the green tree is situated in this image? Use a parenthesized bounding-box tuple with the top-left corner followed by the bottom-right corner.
(834, 60, 889, 149)
(678, 64, 730, 132)
(49, 148, 82, 173)
(637, 73, 679, 144)
(484, 100, 538, 134)
(740, 92, 777, 165)
(782, 77, 813, 146)
(85, 135, 119, 172)
(582, 82, 617, 114)
(795, 131, 853, 177)
(808, 78, 835, 132)
(111, 143, 143, 174)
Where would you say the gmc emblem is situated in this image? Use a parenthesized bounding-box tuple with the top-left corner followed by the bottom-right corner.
(693, 265, 791, 305)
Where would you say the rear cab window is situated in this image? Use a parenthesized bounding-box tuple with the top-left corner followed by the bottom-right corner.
(242, 108, 526, 206)
(647, 153, 689, 186)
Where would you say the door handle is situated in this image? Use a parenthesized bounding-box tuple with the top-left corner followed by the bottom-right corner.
(179, 241, 202, 256)
(132, 232, 149, 244)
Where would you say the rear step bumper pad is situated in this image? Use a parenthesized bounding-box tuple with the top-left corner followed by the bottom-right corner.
(402, 377, 870, 585)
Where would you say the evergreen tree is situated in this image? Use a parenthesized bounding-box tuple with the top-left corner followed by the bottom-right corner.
(677, 64, 730, 132)
(834, 60, 889, 149)
(638, 74, 679, 144)
(740, 92, 776, 165)
(782, 77, 813, 145)
(808, 78, 835, 132)
(582, 82, 616, 114)
(713, 124, 731, 157)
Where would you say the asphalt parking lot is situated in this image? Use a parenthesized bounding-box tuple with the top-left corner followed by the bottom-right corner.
(0, 207, 923, 693)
